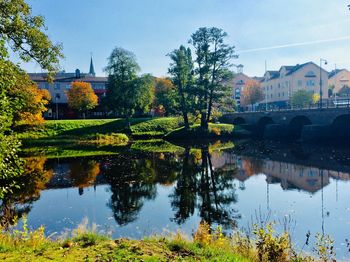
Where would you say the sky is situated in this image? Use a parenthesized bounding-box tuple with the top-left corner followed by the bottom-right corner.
(18, 0, 350, 77)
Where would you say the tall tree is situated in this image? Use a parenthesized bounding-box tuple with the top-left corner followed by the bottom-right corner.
(240, 80, 264, 109)
(168, 45, 194, 130)
(0, 0, 63, 197)
(105, 47, 154, 128)
(67, 81, 98, 118)
(189, 27, 236, 130)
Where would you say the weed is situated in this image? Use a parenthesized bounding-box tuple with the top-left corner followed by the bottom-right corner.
(313, 233, 336, 262)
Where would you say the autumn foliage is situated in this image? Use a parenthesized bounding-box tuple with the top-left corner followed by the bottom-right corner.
(8, 73, 51, 126)
(240, 80, 264, 107)
(67, 81, 98, 115)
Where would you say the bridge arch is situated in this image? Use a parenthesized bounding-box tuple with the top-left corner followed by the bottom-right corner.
(256, 116, 274, 137)
(331, 114, 350, 140)
(289, 115, 312, 139)
(232, 117, 246, 125)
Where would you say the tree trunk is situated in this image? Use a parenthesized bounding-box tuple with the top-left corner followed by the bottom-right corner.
(182, 111, 190, 130)
(201, 111, 208, 130)
(125, 115, 132, 133)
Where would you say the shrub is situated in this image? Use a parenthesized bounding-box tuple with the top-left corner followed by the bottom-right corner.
(82, 133, 129, 146)
(253, 223, 291, 262)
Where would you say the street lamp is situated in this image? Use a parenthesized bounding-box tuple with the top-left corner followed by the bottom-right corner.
(319, 58, 328, 109)
(55, 94, 60, 119)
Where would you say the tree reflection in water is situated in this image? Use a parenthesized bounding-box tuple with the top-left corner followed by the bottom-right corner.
(69, 159, 101, 195)
(0, 157, 53, 228)
(104, 153, 180, 225)
(170, 145, 240, 230)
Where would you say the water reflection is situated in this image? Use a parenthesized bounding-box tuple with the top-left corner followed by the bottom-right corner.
(1, 140, 350, 257)
(0, 157, 53, 228)
(170, 146, 239, 229)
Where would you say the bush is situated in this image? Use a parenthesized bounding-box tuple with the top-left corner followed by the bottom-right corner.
(253, 223, 291, 262)
(82, 133, 129, 146)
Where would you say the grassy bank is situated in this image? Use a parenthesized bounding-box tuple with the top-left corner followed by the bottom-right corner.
(17, 118, 244, 152)
(18, 117, 184, 143)
(0, 220, 325, 262)
(0, 234, 249, 262)
(165, 123, 249, 140)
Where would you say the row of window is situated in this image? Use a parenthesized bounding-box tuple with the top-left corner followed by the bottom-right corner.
(264, 80, 317, 91)
(40, 82, 106, 90)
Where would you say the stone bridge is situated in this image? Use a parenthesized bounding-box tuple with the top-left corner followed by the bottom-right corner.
(220, 108, 350, 141)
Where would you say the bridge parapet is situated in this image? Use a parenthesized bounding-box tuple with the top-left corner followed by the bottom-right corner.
(221, 108, 350, 141)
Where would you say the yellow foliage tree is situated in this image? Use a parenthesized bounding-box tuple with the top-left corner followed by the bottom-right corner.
(67, 81, 98, 118)
(8, 72, 51, 126)
(312, 93, 320, 104)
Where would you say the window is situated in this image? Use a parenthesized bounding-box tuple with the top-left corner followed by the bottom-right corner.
(55, 93, 60, 100)
(305, 71, 316, 77)
(306, 80, 315, 87)
(65, 84, 70, 89)
(54, 83, 60, 90)
(45, 83, 50, 89)
(298, 80, 302, 87)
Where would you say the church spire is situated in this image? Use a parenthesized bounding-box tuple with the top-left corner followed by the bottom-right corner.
(89, 55, 96, 76)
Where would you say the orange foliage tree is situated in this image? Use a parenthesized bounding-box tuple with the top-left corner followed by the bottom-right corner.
(8, 72, 51, 126)
(67, 81, 98, 118)
(240, 80, 264, 108)
(153, 77, 177, 115)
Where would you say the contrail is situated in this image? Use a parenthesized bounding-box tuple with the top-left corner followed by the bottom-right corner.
(237, 36, 350, 54)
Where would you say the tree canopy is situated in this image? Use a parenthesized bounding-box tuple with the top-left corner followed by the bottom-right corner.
(0, 0, 63, 197)
(105, 47, 154, 122)
(190, 27, 236, 129)
(240, 80, 264, 108)
(153, 77, 177, 116)
(168, 28, 236, 130)
(290, 90, 313, 108)
(168, 45, 195, 129)
(67, 81, 98, 117)
(0, 0, 63, 76)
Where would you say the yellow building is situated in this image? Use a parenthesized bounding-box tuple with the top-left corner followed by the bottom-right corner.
(261, 62, 329, 108)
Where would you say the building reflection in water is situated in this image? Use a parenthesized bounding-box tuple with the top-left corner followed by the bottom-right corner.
(3, 145, 349, 231)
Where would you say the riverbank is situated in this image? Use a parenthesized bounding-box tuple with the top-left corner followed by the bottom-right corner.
(17, 117, 244, 149)
(0, 221, 320, 262)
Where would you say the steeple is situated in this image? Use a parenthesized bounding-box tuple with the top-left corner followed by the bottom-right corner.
(89, 55, 96, 76)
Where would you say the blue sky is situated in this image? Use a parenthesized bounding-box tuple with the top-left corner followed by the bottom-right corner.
(20, 0, 350, 77)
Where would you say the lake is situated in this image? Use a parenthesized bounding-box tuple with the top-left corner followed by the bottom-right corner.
(2, 140, 350, 259)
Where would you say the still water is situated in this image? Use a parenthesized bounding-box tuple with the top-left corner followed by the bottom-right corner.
(2, 140, 350, 259)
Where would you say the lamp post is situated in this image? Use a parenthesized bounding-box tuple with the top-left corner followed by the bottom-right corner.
(319, 58, 328, 109)
(55, 94, 60, 119)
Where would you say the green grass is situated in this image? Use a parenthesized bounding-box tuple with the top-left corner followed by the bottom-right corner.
(165, 123, 238, 140)
(21, 143, 123, 158)
(130, 117, 183, 137)
(0, 220, 319, 262)
(18, 117, 184, 143)
(131, 139, 185, 153)
(0, 237, 250, 262)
